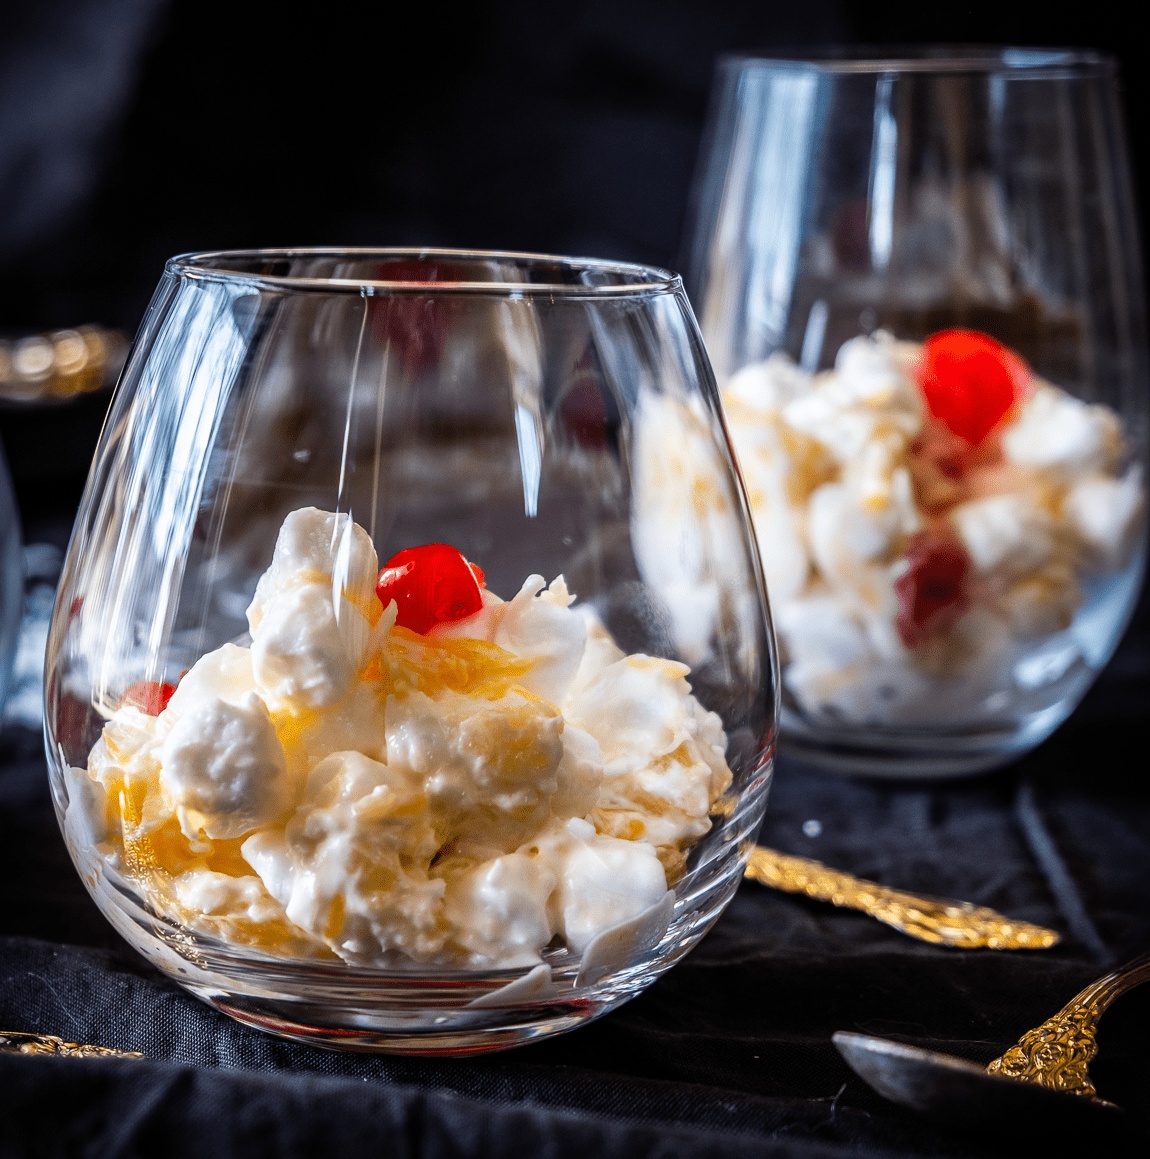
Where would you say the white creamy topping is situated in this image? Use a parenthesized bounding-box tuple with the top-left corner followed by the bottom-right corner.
(723, 414, 810, 603)
(629, 386, 756, 667)
(493, 576, 586, 704)
(247, 508, 377, 709)
(385, 687, 564, 859)
(1064, 466, 1145, 564)
(808, 481, 915, 604)
(443, 852, 556, 968)
(1002, 385, 1120, 476)
(950, 493, 1056, 575)
(168, 642, 259, 711)
(160, 691, 288, 841)
(80, 508, 733, 972)
(251, 581, 370, 708)
(532, 817, 670, 955)
(720, 333, 1143, 725)
(246, 507, 379, 634)
(783, 335, 922, 464)
(244, 750, 446, 964)
(173, 869, 294, 928)
(725, 352, 810, 413)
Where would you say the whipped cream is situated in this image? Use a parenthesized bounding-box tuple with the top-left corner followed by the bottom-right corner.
(69, 508, 732, 970)
(722, 333, 1144, 725)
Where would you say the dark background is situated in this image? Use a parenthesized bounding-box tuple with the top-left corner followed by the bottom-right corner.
(2, 9, 1149, 1155)
(0, 0, 1146, 532)
(2, 0, 1147, 541)
(1, 1, 1145, 330)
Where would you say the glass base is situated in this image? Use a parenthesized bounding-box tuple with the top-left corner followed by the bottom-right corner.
(778, 700, 1076, 779)
(106, 890, 738, 1055)
(66, 793, 765, 1054)
(196, 986, 628, 1056)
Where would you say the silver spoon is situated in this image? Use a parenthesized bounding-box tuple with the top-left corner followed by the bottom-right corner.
(833, 1031, 1124, 1138)
(834, 951, 1150, 1138)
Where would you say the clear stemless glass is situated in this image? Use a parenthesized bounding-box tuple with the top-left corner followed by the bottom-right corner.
(685, 50, 1148, 777)
(44, 249, 777, 1054)
(0, 443, 23, 715)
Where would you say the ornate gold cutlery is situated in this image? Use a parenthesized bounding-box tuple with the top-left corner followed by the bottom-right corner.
(0, 1031, 142, 1058)
(986, 950, 1150, 1099)
(834, 952, 1150, 1135)
(745, 846, 1060, 950)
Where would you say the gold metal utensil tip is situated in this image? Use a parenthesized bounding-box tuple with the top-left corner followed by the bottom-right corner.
(0, 1031, 143, 1059)
(744, 846, 1060, 950)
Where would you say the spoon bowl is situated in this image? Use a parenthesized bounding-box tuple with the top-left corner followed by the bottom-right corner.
(833, 1031, 1124, 1139)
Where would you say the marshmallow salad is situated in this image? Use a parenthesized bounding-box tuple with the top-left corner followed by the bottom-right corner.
(62, 508, 734, 974)
(722, 328, 1145, 749)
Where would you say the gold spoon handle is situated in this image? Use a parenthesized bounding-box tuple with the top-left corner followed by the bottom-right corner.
(744, 846, 1060, 950)
(0, 1031, 142, 1059)
(986, 951, 1150, 1099)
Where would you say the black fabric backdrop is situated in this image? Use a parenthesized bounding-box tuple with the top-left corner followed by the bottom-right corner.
(2, 2, 1149, 1155)
(1, 596, 1148, 1157)
(2, 2, 1149, 535)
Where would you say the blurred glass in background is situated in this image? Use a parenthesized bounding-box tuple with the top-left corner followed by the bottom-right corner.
(0, 446, 24, 716)
(684, 50, 1148, 775)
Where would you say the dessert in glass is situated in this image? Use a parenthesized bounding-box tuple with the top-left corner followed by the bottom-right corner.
(44, 249, 777, 1053)
(685, 50, 1148, 776)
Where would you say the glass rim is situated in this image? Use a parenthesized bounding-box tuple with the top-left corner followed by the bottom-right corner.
(167, 247, 682, 297)
(718, 45, 1115, 76)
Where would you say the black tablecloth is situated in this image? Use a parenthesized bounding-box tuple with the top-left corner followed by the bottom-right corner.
(2, 591, 1148, 1157)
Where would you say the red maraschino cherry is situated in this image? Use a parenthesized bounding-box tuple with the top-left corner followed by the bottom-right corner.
(376, 544, 485, 635)
(122, 681, 177, 715)
(894, 535, 970, 649)
(918, 330, 1030, 446)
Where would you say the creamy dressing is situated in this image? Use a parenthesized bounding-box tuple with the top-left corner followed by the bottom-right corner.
(70, 508, 732, 970)
(723, 333, 1144, 725)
